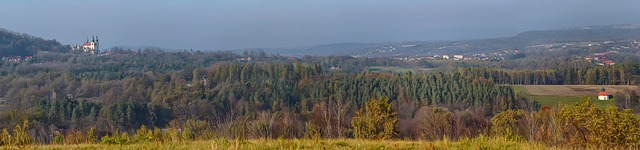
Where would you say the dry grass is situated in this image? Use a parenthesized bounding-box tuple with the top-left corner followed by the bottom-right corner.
(22, 137, 548, 150)
(514, 85, 639, 96)
(511, 85, 627, 108)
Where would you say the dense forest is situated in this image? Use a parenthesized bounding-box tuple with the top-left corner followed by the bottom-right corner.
(0, 49, 639, 148)
(460, 62, 640, 85)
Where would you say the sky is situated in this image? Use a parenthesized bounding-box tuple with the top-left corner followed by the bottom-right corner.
(1, 0, 639, 50)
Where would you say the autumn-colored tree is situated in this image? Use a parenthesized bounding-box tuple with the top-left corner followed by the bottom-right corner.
(351, 97, 398, 139)
(414, 107, 452, 140)
(0, 129, 9, 145)
(491, 109, 525, 141)
(86, 127, 97, 144)
(559, 97, 640, 148)
(12, 120, 31, 147)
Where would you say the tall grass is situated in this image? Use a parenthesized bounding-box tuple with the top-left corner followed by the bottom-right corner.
(27, 136, 548, 150)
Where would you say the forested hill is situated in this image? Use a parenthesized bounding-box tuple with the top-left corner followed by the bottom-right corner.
(511, 24, 640, 45)
(262, 24, 640, 57)
(0, 28, 70, 57)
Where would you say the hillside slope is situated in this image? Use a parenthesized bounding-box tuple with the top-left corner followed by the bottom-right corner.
(0, 28, 69, 57)
(262, 24, 640, 57)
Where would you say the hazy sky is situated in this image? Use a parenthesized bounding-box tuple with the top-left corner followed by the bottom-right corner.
(1, 0, 639, 50)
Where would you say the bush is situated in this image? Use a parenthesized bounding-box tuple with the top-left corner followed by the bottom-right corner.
(101, 132, 131, 145)
(12, 120, 31, 147)
(559, 98, 640, 148)
(351, 97, 398, 139)
(491, 109, 525, 141)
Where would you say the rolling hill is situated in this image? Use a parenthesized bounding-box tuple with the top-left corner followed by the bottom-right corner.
(259, 24, 640, 57)
(0, 28, 69, 57)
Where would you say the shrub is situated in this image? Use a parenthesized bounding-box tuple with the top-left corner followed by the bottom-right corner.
(351, 97, 398, 139)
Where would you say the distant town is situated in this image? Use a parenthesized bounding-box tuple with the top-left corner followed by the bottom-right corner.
(390, 39, 640, 66)
(3, 33, 640, 68)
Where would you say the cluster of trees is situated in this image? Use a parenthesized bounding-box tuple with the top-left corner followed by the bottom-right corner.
(0, 49, 639, 149)
(299, 55, 594, 72)
(491, 98, 640, 148)
(417, 56, 591, 71)
(0, 50, 529, 142)
(0, 120, 31, 147)
(3, 96, 640, 148)
(0, 61, 523, 129)
(459, 61, 640, 85)
(614, 89, 640, 111)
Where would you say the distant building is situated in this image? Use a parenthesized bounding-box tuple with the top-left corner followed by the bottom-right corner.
(74, 36, 100, 55)
(7, 56, 21, 63)
(453, 55, 464, 60)
(442, 55, 450, 60)
(598, 88, 609, 100)
(237, 57, 252, 61)
(603, 60, 615, 65)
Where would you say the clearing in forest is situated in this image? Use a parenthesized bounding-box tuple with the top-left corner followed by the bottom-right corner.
(512, 85, 639, 108)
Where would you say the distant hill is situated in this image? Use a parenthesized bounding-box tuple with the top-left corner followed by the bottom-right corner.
(3, 23, 640, 58)
(511, 24, 640, 44)
(0, 28, 69, 57)
(258, 24, 640, 57)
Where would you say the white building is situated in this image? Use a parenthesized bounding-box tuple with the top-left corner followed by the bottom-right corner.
(598, 88, 609, 100)
(80, 36, 100, 55)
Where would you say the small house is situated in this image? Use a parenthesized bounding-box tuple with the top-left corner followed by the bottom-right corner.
(598, 88, 609, 100)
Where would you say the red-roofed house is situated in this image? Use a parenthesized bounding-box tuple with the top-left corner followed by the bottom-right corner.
(598, 88, 609, 100)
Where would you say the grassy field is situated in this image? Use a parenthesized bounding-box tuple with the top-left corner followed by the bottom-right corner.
(22, 136, 547, 150)
(367, 66, 436, 73)
(512, 85, 639, 108)
(513, 85, 638, 96)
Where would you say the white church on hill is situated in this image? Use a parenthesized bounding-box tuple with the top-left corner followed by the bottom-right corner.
(72, 36, 100, 55)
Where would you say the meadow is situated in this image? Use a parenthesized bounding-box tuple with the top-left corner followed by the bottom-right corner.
(23, 136, 546, 150)
(510, 85, 638, 108)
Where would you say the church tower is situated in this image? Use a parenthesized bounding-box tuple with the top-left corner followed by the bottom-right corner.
(79, 35, 101, 55)
(94, 36, 100, 55)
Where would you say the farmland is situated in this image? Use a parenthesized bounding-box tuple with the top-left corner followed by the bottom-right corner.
(512, 85, 639, 108)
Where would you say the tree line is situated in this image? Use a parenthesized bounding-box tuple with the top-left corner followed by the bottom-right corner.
(458, 61, 640, 85)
